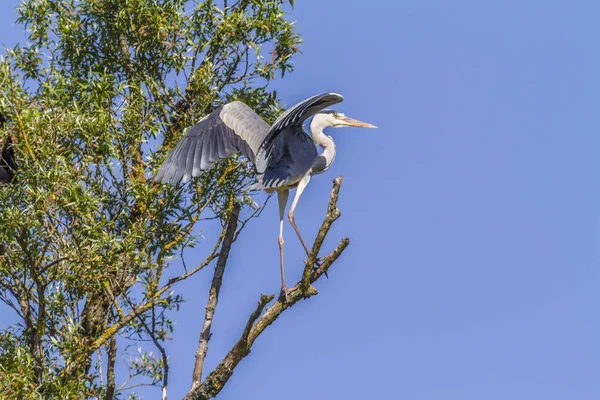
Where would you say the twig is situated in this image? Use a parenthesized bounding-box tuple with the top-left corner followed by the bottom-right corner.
(146, 315, 169, 400)
(119, 291, 170, 400)
(190, 202, 241, 390)
(88, 242, 221, 353)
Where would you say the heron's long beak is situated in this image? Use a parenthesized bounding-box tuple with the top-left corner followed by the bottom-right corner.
(339, 115, 377, 128)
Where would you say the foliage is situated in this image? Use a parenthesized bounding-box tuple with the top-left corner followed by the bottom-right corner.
(0, 0, 300, 397)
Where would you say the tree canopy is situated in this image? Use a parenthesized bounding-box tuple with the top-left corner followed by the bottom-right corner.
(0, 1, 348, 398)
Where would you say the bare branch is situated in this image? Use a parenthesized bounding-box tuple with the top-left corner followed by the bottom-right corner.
(302, 176, 344, 288)
(183, 294, 274, 400)
(191, 202, 241, 389)
(184, 177, 349, 400)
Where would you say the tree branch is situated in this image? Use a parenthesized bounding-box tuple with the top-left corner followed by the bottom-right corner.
(183, 294, 273, 400)
(191, 202, 241, 389)
(302, 176, 344, 288)
(105, 336, 117, 400)
(184, 177, 349, 400)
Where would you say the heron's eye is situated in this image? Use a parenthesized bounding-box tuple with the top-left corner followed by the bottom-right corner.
(333, 112, 339, 118)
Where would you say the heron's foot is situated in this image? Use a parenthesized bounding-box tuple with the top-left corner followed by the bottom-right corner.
(304, 258, 326, 278)
(304, 257, 329, 279)
(318, 265, 329, 279)
(304, 254, 323, 267)
(315, 255, 332, 278)
(317, 255, 330, 264)
(279, 286, 293, 302)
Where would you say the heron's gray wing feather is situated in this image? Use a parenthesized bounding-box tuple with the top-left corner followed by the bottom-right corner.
(184, 134, 200, 180)
(155, 102, 269, 184)
(255, 93, 343, 174)
(159, 132, 192, 183)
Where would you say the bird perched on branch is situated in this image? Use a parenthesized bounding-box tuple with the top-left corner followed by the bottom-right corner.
(155, 93, 376, 298)
(0, 113, 16, 184)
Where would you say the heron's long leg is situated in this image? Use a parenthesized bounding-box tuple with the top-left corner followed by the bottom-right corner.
(277, 190, 289, 297)
(288, 174, 312, 257)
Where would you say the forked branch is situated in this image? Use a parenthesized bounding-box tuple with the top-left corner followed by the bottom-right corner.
(184, 177, 349, 400)
(191, 202, 241, 389)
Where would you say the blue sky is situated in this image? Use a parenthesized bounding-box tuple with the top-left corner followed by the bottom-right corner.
(2, 1, 600, 399)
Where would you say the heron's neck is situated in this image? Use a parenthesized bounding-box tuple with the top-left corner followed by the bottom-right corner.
(310, 120, 336, 174)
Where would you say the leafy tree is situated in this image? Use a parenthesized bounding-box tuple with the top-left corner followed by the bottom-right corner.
(0, 1, 348, 398)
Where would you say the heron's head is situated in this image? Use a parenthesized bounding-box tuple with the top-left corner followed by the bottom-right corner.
(311, 110, 377, 131)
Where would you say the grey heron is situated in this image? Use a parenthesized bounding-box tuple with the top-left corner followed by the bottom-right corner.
(155, 93, 376, 297)
(0, 114, 16, 184)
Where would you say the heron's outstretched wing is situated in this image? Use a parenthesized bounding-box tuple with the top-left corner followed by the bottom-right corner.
(0, 114, 15, 184)
(255, 93, 343, 175)
(154, 101, 270, 184)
